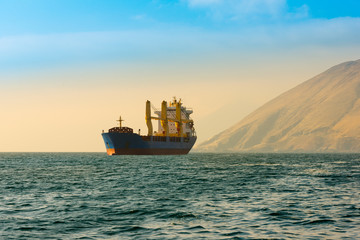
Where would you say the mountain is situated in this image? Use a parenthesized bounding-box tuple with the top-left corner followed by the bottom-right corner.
(197, 60, 360, 152)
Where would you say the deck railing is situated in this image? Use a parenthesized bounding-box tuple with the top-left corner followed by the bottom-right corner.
(141, 136, 191, 142)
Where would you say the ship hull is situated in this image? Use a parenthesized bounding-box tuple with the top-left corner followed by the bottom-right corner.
(102, 132, 197, 155)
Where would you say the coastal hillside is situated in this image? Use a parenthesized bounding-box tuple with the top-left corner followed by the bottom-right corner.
(197, 60, 360, 152)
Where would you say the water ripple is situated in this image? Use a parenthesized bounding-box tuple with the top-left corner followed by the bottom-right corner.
(0, 153, 359, 239)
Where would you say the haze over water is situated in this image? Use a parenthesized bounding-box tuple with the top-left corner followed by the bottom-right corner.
(1, 153, 359, 239)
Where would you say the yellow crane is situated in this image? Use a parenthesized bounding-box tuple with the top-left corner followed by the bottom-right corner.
(145, 99, 193, 137)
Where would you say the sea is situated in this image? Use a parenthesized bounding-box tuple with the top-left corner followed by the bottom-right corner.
(0, 153, 359, 239)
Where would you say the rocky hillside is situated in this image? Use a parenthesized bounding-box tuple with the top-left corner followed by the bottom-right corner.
(197, 60, 360, 152)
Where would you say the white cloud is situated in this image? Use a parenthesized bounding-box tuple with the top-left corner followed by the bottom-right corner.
(187, 0, 222, 7)
(235, 0, 287, 16)
(288, 4, 309, 19)
(185, 0, 308, 21)
(131, 14, 148, 21)
(0, 17, 359, 73)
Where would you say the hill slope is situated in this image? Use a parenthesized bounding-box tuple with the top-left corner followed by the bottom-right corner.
(197, 60, 360, 152)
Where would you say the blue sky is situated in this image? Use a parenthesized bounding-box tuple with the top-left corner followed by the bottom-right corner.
(1, 0, 359, 35)
(1, 0, 360, 151)
(1, 0, 360, 74)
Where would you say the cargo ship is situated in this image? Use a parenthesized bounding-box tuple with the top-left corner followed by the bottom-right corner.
(101, 98, 197, 155)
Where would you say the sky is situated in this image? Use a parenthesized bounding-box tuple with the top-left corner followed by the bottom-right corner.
(1, 0, 360, 152)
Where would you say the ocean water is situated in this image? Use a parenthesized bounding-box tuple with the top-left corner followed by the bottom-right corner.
(0, 153, 359, 239)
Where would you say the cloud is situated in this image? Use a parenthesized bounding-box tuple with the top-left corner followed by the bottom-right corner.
(187, 0, 222, 7)
(185, 0, 307, 21)
(131, 14, 148, 21)
(289, 4, 309, 19)
(0, 29, 219, 72)
(0, 16, 359, 74)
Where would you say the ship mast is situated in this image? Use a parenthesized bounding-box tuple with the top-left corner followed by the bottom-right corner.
(117, 116, 124, 128)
